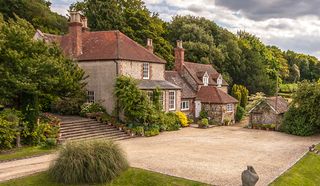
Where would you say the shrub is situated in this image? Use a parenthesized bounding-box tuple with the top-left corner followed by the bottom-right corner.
(232, 84, 249, 108)
(281, 81, 320, 136)
(163, 112, 180, 131)
(31, 122, 59, 145)
(235, 105, 245, 122)
(199, 118, 209, 128)
(49, 140, 129, 184)
(199, 109, 208, 119)
(41, 138, 57, 149)
(51, 93, 86, 115)
(100, 113, 111, 123)
(176, 112, 188, 127)
(80, 102, 106, 117)
(223, 119, 231, 126)
(0, 118, 18, 149)
(188, 118, 194, 124)
(208, 119, 218, 125)
(132, 126, 144, 136)
(144, 125, 160, 137)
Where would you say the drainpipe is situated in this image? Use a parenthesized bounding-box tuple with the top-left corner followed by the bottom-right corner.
(114, 60, 120, 121)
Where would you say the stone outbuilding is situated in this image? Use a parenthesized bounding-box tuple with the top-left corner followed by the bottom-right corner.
(249, 96, 289, 129)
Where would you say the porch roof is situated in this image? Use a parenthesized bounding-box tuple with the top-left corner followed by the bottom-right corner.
(137, 80, 181, 90)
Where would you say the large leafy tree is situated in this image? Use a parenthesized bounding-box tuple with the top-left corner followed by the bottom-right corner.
(0, 15, 86, 126)
(281, 81, 320, 136)
(0, 0, 68, 34)
(71, 0, 174, 69)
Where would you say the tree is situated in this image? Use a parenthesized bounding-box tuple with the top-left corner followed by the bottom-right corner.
(71, 0, 174, 69)
(281, 81, 320, 136)
(0, 15, 86, 127)
(231, 84, 249, 108)
(0, 0, 68, 34)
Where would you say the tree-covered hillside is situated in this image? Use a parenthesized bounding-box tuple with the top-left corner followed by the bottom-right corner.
(0, 0, 68, 34)
(1, 0, 319, 95)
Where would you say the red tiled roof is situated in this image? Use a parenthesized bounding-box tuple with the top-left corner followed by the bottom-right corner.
(43, 30, 166, 63)
(196, 86, 238, 104)
(183, 62, 228, 86)
(165, 71, 196, 98)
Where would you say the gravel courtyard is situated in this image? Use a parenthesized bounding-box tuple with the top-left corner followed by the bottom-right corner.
(119, 126, 320, 186)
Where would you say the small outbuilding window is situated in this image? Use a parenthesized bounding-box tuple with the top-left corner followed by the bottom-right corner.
(226, 104, 233, 112)
(169, 91, 176, 110)
(87, 91, 95, 103)
(181, 101, 190, 111)
(143, 63, 149, 79)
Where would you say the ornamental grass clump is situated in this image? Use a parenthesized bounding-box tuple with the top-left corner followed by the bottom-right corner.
(48, 140, 129, 184)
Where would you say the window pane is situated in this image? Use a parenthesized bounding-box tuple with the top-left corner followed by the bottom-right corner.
(143, 63, 149, 79)
(169, 91, 175, 110)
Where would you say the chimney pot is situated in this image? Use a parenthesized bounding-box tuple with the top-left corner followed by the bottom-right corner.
(177, 40, 183, 48)
(146, 38, 154, 53)
(68, 11, 83, 57)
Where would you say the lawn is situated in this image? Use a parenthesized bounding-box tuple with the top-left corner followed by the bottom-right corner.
(0, 168, 208, 186)
(270, 144, 320, 186)
(0, 146, 57, 162)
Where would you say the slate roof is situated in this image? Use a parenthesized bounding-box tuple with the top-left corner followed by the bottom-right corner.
(164, 71, 196, 98)
(249, 96, 289, 114)
(196, 86, 238, 104)
(38, 30, 166, 63)
(137, 80, 181, 90)
(265, 96, 289, 114)
(184, 62, 228, 86)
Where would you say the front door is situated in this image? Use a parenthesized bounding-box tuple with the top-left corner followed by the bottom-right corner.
(195, 101, 201, 118)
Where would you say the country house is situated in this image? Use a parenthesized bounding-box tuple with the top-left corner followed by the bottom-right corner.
(34, 11, 238, 123)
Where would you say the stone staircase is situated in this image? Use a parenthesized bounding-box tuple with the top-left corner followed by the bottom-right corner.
(59, 117, 131, 142)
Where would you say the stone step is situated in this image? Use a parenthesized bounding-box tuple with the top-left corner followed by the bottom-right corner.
(60, 122, 105, 130)
(61, 128, 125, 139)
(61, 119, 95, 125)
(61, 125, 117, 135)
(60, 132, 129, 141)
(61, 120, 100, 127)
(60, 123, 112, 132)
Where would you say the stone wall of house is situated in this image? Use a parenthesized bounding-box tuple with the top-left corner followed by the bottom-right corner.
(78, 60, 117, 114)
(181, 68, 198, 91)
(119, 60, 165, 80)
(181, 98, 195, 118)
(202, 103, 236, 124)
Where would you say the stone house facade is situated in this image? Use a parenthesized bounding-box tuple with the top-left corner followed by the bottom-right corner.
(249, 96, 288, 129)
(34, 12, 181, 114)
(165, 41, 238, 123)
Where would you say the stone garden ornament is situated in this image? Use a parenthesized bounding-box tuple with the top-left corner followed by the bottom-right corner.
(241, 165, 259, 186)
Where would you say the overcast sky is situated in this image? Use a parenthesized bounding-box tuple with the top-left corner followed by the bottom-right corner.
(51, 0, 320, 59)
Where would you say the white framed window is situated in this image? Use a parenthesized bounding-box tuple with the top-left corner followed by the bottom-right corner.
(203, 72, 209, 86)
(181, 101, 190, 111)
(143, 63, 149, 79)
(217, 75, 222, 87)
(226, 104, 233, 112)
(87, 91, 95, 103)
(169, 91, 176, 110)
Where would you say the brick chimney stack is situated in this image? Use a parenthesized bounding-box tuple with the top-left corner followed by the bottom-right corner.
(175, 40, 184, 72)
(146, 38, 154, 53)
(69, 11, 83, 57)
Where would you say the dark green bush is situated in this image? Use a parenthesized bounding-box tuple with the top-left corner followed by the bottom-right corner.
(199, 109, 208, 119)
(235, 105, 245, 122)
(281, 81, 320, 136)
(163, 112, 180, 131)
(51, 94, 86, 115)
(49, 140, 129, 184)
(198, 118, 209, 128)
(41, 138, 57, 149)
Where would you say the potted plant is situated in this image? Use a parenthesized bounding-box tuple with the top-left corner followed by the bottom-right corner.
(198, 118, 209, 129)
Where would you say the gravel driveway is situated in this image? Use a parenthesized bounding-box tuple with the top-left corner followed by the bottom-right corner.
(119, 126, 320, 186)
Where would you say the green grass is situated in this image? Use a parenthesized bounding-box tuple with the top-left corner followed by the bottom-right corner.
(270, 144, 320, 186)
(0, 168, 208, 186)
(0, 146, 57, 162)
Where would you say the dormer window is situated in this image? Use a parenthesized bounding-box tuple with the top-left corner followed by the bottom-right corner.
(143, 63, 149, 79)
(203, 72, 209, 86)
(217, 74, 222, 87)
